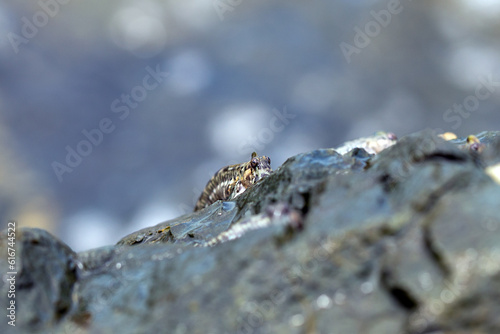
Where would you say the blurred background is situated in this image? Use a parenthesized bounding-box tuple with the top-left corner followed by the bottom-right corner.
(0, 0, 499, 251)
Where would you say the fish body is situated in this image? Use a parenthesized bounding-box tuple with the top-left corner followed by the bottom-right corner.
(194, 152, 272, 211)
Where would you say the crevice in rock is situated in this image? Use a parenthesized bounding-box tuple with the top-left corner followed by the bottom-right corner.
(295, 190, 312, 216)
(389, 286, 418, 310)
(422, 223, 450, 278)
(413, 171, 473, 214)
(424, 152, 468, 163)
(378, 173, 397, 193)
(380, 270, 419, 311)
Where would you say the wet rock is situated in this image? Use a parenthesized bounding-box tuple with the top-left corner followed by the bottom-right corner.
(0, 228, 79, 333)
(1, 130, 499, 334)
(117, 201, 238, 246)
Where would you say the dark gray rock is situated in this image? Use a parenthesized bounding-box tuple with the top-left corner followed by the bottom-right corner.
(117, 201, 238, 246)
(1, 130, 500, 334)
(0, 228, 79, 334)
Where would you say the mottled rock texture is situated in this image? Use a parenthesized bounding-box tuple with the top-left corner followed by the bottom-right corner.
(1, 130, 500, 334)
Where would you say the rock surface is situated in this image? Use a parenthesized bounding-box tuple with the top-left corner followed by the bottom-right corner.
(1, 130, 500, 334)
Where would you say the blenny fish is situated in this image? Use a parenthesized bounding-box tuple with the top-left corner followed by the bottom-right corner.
(194, 152, 272, 211)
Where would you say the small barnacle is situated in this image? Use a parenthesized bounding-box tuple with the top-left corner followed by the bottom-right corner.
(438, 132, 458, 141)
(456, 135, 485, 153)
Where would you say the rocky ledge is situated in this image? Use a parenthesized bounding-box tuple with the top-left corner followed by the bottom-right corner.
(1, 130, 500, 334)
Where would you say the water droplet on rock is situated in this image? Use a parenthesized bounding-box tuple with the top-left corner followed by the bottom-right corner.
(316, 294, 331, 309)
(289, 314, 305, 327)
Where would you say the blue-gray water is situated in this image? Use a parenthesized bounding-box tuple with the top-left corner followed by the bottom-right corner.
(1, 0, 499, 251)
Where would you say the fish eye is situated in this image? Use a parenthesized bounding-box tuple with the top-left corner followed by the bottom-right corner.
(251, 158, 258, 168)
